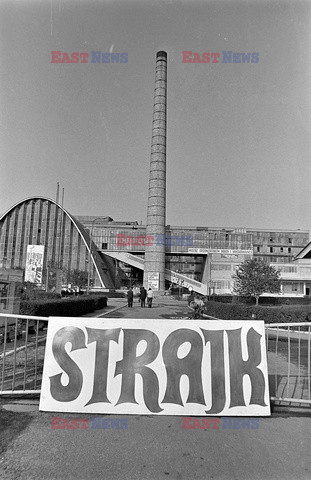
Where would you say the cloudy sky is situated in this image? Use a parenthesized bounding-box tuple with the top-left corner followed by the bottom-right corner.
(1, 0, 311, 232)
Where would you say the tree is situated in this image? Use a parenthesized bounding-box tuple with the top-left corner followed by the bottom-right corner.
(63, 269, 88, 288)
(233, 258, 281, 306)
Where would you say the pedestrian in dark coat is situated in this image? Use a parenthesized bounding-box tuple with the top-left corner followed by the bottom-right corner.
(127, 287, 133, 307)
(140, 287, 147, 308)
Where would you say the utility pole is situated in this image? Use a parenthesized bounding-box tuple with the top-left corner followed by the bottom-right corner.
(87, 217, 102, 294)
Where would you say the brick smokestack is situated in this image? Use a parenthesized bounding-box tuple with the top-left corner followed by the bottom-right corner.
(144, 51, 167, 292)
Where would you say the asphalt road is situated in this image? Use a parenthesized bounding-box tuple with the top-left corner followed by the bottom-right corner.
(0, 405, 310, 480)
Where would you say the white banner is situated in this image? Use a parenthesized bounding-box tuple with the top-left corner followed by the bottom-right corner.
(40, 318, 270, 416)
(188, 248, 253, 255)
(24, 245, 45, 283)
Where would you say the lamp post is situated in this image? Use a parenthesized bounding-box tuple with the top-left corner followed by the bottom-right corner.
(87, 217, 102, 295)
(208, 254, 212, 300)
(115, 258, 118, 289)
(178, 279, 184, 299)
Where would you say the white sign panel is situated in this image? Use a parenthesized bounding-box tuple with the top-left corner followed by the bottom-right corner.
(188, 248, 253, 255)
(148, 272, 159, 290)
(24, 245, 45, 283)
(40, 318, 270, 416)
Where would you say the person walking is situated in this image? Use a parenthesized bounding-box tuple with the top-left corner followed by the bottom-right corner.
(127, 287, 133, 307)
(140, 287, 147, 308)
(147, 287, 153, 308)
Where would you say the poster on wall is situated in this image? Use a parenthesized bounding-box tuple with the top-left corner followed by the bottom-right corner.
(39, 318, 270, 416)
(148, 272, 159, 290)
(24, 245, 45, 284)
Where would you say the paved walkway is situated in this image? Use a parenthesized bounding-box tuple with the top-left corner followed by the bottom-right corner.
(95, 296, 192, 320)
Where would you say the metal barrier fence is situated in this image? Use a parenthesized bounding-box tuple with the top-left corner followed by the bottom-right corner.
(266, 322, 311, 406)
(0, 313, 48, 394)
(1, 314, 311, 408)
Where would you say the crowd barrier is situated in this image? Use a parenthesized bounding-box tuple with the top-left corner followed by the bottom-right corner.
(0, 313, 48, 394)
(1, 314, 310, 408)
(266, 322, 311, 406)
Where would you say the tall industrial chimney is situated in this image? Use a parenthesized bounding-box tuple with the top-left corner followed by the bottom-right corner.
(144, 51, 167, 292)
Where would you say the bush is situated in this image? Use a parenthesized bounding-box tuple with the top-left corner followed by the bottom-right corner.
(239, 296, 311, 306)
(210, 295, 233, 304)
(20, 295, 108, 317)
(211, 295, 311, 306)
(105, 292, 127, 298)
(21, 288, 61, 301)
(204, 301, 311, 328)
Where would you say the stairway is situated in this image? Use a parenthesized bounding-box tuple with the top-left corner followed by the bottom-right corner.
(103, 251, 207, 295)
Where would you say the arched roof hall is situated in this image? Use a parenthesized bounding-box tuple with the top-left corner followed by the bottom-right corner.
(0, 197, 115, 289)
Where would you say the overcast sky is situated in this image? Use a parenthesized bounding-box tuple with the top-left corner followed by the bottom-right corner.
(1, 0, 311, 232)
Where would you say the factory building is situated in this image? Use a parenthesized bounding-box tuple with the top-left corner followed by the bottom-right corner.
(0, 197, 309, 296)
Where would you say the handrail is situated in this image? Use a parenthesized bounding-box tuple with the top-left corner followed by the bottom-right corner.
(0, 313, 48, 321)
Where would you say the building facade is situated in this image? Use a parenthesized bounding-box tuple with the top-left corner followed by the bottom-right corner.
(75, 215, 309, 295)
(269, 242, 311, 297)
(0, 196, 309, 296)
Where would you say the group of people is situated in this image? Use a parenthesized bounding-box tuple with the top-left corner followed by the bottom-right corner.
(139, 286, 154, 308)
(127, 286, 153, 308)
